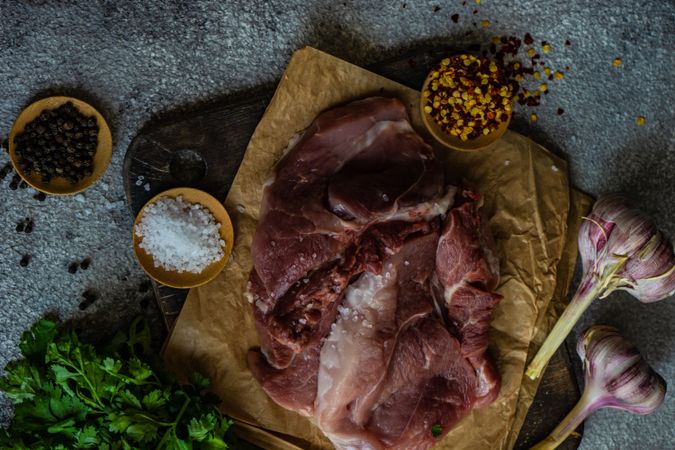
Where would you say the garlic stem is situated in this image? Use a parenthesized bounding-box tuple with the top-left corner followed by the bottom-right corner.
(526, 275, 603, 380)
(529, 387, 597, 450)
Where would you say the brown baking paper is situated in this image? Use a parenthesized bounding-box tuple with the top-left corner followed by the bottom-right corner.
(505, 190, 592, 449)
(163, 47, 580, 450)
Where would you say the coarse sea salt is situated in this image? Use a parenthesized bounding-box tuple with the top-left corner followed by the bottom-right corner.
(135, 195, 225, 273)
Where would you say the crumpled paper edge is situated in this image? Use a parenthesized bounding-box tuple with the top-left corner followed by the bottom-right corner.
(505, 189, 593, 449)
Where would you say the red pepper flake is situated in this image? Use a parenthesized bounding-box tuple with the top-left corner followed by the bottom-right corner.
(557, 108, 565, 115)
(422, 55, 514, 141)
(524, 33, 534, 45)
(451, 13, 459, 23)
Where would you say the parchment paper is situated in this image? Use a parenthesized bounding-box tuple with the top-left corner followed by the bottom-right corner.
(505, 190, 592, 449)
(163, 47, 580, 450)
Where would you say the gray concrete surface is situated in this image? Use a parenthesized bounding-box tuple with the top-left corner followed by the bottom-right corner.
(0, 1, 673, 448)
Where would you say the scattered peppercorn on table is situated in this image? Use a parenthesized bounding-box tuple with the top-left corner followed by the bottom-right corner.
(0, 1, 672, 450)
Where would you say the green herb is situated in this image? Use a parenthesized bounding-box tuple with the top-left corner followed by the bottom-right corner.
(0, 318, 249, 450)
(431, 423, 443, 438)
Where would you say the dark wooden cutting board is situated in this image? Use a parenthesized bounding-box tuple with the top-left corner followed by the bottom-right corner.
(123, 46, 583, 449)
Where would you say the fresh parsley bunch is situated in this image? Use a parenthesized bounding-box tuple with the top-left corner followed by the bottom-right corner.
(0, 318, 247, 450)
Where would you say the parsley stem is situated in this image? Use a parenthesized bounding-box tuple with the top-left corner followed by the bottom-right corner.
(155, 393, 191, 450)
(134, 413, 173, 427)
(59, 357, 105, 409)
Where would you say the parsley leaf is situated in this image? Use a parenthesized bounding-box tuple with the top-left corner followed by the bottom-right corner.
(431, 423, 443, 437)
(188, 414, 218, 441)
(1, 317, 243, 449)
(142, 389, 168, 410)
(75, 425, 98, 448)
(126, 422, 158, 443)
(190, 372, 211, 390)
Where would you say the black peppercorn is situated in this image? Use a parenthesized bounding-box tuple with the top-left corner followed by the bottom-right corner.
(82, 289, 97, 302)
(80, 257, 91, 270)
(79, 288, 98, 310)
(13, 103, 99, 185)
(20, 255, 30, 267)
(68, 262, 79, 274)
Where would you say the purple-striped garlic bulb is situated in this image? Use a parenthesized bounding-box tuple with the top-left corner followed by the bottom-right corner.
(531, 326, 666, 450)
(527, 194, 675, 380)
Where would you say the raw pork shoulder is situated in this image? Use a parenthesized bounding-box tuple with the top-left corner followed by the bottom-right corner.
(248, 97, 501, 449)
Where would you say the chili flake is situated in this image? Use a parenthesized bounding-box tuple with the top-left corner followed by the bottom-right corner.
(423, 54, 513, 141)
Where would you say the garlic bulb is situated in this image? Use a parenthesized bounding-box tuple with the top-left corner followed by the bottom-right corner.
(530, 326, 666, 450)
(526, 194, 675, 380)
(579, 194, 675, 303)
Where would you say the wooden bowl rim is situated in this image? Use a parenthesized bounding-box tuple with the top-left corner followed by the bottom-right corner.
(132, 187, 235, 289)
(8, 96, 113, 195)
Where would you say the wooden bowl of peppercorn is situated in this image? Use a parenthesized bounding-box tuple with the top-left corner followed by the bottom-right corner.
(420, 55, 512, 152)
(8, 96, 112, 195)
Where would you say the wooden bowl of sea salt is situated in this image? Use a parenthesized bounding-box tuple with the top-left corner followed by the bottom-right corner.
(132, 187, 234, 289)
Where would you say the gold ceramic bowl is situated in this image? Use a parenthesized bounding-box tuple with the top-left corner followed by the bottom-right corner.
(420, 58, 511, 152)
(133, 187, 235, 289)
(9, 96, 113, 195)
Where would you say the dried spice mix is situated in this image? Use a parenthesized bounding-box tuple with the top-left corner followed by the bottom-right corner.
(423, 54, 513, 140)
(424, 27, 572, 140)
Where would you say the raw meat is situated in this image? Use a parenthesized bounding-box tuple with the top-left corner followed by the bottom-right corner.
(247, 97, 502, 449)
(249, 96, 453, 370)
